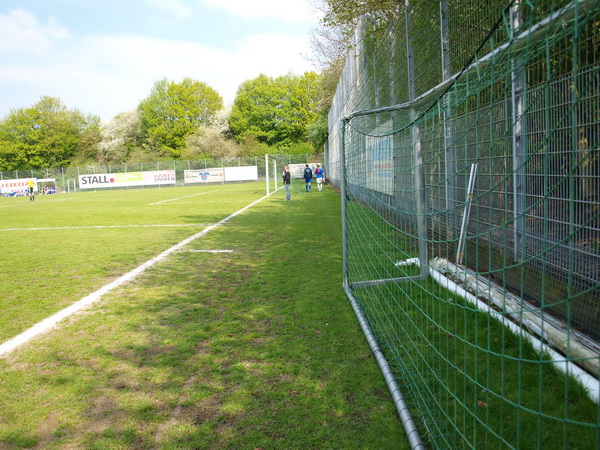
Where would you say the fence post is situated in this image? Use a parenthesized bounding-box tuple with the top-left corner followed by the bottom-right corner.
(440, 0, 459, 243)
(406, 0, 429, 279)
(341, 119, 349, 287)
(511, 2, 527, 262)
(388, 21, 396, 106)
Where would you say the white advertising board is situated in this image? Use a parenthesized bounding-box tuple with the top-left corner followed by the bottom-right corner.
(184, 166, 258, 184)
(78, 170, 176, 189)
(224, 166, 258, 181)
(184, 168, 225, 183)
(0, 178, 37, 194)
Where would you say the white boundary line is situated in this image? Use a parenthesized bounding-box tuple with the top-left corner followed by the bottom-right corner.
(0, 197, 108, 208)
(148, 190, 220, 205)
(0, 192, 273, 357)
(1, 224, 210, 232)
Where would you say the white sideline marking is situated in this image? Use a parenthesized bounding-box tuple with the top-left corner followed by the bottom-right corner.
(0, 196, 100, 207)
(158, 202, 193, 205)
(149, 190, 220, 205)
(189, 249, 233, 253)
(1, 224, 209, 232)
(0, 192, 273, 357)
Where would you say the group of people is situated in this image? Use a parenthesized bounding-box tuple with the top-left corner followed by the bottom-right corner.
(2, 178, 56, 199)
(282, 164, 325, 201)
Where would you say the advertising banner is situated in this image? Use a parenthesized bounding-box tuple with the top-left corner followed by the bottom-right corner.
(224, 166, 258, 181)
(184, 168, 225, 183)
(78, 170, 176, 189)
(184, 166, 258, 183)
(366, 135, 394, 195)
(0, 178, 37, 194)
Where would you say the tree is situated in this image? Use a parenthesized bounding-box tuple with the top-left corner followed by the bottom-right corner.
(313, 0, 399, 29)
(138, 78, 223, 158)
(229, 72, 322, 148)
(0, 96, 96, 170)
(74, 115, 102, 164)
(96, 110, 142, 164)
(182, 106, 239, 160)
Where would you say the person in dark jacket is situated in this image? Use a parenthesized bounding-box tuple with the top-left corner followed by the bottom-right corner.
(283, 166, 291, 200)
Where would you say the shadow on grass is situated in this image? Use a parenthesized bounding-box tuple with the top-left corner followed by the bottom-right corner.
(0, 188, 407, 449)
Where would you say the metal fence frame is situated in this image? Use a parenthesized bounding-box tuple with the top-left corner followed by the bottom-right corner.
(327, 0, 599, 448)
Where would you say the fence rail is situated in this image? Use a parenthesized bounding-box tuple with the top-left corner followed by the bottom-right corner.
(326, 0, 599, 448)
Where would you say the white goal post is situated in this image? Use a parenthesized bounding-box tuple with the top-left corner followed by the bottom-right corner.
(265, 154, 280, 195)
(67, 179, 77, 192)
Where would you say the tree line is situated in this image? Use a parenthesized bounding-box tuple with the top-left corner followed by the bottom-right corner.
(0, 72, 327, 171)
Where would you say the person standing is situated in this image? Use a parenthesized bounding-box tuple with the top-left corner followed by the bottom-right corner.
(303, 164, 313, 192)
(27, 177, 35, 201)
(282, 166, 291, 201)
(314, 164, 325, 191)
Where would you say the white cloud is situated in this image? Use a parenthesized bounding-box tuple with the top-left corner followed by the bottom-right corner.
(0, 8, 70, 56)
(1, 31, 314, 121)
(197, 0, 317, 23)
(236, 33, 313, 76)
(0, 6, 317, 122)
(146, 0, 192, 18)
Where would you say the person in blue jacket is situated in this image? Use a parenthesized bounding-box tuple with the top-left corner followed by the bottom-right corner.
(303, 164, 313, 192)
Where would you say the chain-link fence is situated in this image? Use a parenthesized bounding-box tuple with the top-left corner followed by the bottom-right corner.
(327, 0, 599, 448)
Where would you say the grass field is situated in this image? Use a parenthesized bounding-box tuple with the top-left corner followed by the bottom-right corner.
(0, 183, 407, 448)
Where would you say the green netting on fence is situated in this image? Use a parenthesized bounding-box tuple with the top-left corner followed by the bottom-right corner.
(327, 0, 599, 448)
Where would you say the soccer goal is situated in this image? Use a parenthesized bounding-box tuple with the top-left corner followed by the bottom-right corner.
(67, 179, 77, 193)
(264, 154, 280, 195)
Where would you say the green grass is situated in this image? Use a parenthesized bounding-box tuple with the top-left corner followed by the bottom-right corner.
(0, 185, 264, 341)
(0, 183, 407, 448)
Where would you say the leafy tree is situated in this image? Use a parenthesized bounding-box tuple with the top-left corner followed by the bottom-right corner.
(96, 110, 142, 164)
(74, 116, 102, 164)
(138, 78, 223, 158)
(183, 126, 238, 160)
(237, 134, 272, 157)
(314, 0, 399, 29)
(0, 96, 96, 170)
(229, 72, 321, 148)
(182, 106, 238, 160)
(307, 111, 329, 148)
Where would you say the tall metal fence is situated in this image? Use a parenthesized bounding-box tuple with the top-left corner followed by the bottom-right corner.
(326, 0, 599, 448)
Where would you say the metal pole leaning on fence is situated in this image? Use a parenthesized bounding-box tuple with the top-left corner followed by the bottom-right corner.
(457, 163, 478, 265)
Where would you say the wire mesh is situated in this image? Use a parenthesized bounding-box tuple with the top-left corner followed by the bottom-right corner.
(327, 0, 600, 448)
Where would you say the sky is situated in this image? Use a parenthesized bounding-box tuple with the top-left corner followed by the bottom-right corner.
(0, 0, 322, 122)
